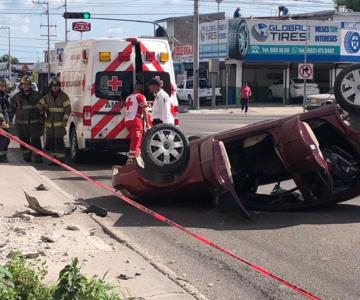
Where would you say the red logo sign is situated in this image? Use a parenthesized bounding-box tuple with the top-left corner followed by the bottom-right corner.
(108, 76, 122, 91)
(72, 22, 91, 32)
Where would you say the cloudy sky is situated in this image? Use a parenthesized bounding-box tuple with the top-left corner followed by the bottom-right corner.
(0, 0, 335, 62)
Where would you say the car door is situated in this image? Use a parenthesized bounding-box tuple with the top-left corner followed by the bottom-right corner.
(277, 116, 333, 204)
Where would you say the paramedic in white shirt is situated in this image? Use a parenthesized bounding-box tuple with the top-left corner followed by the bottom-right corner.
(148, 78, 174, 125)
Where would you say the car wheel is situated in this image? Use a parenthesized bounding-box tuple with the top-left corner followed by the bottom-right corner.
(334, 64, 360, 114)
(69, 127, 82, 163)
(141, 124, 189, 174)
(268, 90, 273, 102)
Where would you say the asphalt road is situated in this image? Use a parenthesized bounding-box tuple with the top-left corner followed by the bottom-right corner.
(11, 113, 360, 300)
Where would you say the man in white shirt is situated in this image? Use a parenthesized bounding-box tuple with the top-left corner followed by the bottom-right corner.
(149, 78, 174, 125)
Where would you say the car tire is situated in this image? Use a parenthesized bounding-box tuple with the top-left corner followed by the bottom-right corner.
(334, 64, 360, 114)
(69, 127, 82, 163)
(141, 124, 189, 174)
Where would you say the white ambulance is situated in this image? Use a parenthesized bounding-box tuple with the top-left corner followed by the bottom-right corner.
(57, 38, 179, 162)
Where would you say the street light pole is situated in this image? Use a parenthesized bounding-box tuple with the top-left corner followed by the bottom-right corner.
(193, 0, 200, 109)
(302, 21, 309, 112)
(0, 27, 11, 82)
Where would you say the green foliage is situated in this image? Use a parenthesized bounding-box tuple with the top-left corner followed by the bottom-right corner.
(0, 255, 122, 300)
(0, 55, 19, 64)
(335, 0, 360, 11)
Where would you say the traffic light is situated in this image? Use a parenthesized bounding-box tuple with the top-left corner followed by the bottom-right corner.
(63, 12, 91, 19)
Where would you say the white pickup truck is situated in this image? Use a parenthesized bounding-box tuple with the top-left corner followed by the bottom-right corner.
(177, 78, 221, 105)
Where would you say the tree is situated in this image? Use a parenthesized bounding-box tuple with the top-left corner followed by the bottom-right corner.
(0, 55, 19, 64)
(335, 0, 360, 11)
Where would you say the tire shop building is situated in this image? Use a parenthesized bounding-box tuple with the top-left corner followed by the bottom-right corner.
(160, 10, 360, 105)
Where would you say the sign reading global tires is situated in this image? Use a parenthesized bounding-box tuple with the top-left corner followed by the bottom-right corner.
(228, 19, 343, 62)
(199, 20, 228, 59)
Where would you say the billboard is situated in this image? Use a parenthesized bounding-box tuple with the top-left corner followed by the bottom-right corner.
(228, 19, 341, 62)
(199, 19, 228, 59)
(173, 45, 193, 63)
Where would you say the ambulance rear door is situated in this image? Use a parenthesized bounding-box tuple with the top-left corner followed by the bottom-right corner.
(90, 40, 135, 141)
(138, 38, 179, 125)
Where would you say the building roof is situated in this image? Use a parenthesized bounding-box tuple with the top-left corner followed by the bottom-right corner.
(156, 12, 225, 23)
(289, 9, 360, 20)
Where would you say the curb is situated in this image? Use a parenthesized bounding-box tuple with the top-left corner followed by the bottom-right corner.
(91, 215, 209, 300)
(9, 149, 207, 300)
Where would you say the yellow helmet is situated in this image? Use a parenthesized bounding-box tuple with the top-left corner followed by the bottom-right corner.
(20, 75, 32, 85)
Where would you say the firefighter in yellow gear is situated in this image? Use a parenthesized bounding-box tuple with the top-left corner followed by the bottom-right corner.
(0, 78, 10, 163)
(37, 77, 71, 163)
(10, 76, 43, 163)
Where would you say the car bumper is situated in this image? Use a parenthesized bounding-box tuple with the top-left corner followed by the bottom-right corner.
(85, 138, 130, 152)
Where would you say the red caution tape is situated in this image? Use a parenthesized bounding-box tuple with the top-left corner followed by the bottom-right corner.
(0, 128, 320, 300)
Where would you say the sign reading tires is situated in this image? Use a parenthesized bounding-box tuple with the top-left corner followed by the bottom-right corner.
(72, 22, 91, 32)
(298, 63, 313, 80)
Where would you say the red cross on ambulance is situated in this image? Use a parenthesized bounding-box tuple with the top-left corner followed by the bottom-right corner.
(107, 76, 122, 91)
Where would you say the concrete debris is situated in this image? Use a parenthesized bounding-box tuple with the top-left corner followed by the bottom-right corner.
(21, 214, 35, 221)
(23, 251, 40, 259)
(14, 227, 27, 235)
(118, 273, 132, 280)
(168, 260, 176, 264)
(84, 204, 108, 217)
(25, 192, 76, 217)
(66, 224, 81, 231)
(35, 184, 49, 191)
(208, 282, 215, 287)
(41, 235, 56, 243)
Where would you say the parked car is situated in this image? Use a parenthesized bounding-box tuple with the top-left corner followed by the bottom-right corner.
(304, 89, 335, 111)
(10, 82, 39, 97)
(112, 105, 360, 216)
(177, 78, 221, 105)
(268, 79, 320, 100)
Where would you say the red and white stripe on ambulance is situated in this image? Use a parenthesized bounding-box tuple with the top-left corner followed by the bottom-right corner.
(140, 39, 179, 126)
(89, 41, 134, 139)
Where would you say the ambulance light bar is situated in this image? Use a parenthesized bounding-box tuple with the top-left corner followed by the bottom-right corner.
(118, 50, 131, 61)
(99, 52, 111, 62)
(160, 52, 169, 63)
(145, 51, 156, 62)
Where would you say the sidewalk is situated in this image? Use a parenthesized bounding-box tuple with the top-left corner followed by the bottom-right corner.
(0, 149, 200, 300)
(185, 105, 303, 116)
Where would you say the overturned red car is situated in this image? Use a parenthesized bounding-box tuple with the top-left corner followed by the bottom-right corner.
(112, 104, 360, 216)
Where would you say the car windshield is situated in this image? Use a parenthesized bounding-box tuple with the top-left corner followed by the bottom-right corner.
(293, 79, 315, 84)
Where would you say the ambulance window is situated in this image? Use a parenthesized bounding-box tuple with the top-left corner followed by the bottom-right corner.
(143, 72, 171, 101)
(95, 71, 133, 101)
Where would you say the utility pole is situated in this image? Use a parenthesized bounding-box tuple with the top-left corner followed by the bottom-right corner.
(193, 0, 200, 109)
(302, 22, 309, 112)
(0, 27, 11, 82)
(33, 0, 56, 81)
(64, 0, 68, 42)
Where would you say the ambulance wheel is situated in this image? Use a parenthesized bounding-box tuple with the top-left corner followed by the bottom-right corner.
(141, 124, 189, 174)
(334, 64, 360, 114)
(70, 128, 82, 163)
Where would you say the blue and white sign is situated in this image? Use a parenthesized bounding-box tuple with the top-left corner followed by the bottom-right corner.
(199, 20, 228, 59)
(228, 19, 340, 62)
(340, 29, 360, 61)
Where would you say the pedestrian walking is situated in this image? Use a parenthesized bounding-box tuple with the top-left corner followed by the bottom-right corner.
(0, 78, 10, 163)
(240, 82, 252, 115)
(10, 76, 43, 163)
(124, 82, 150, 164)
(37, 77, 71, 163)
(233, 7, 241, 18)
(149, 77, 174, 125)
